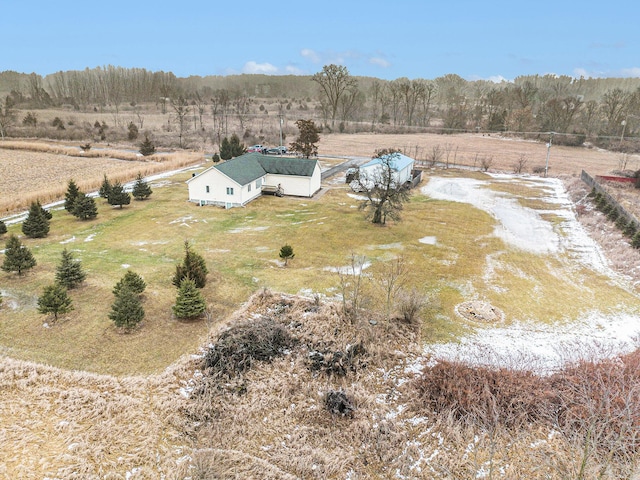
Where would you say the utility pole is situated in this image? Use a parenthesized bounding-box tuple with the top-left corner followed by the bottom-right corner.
(544, 132, 554, 178)
(278, 114, 284, 147)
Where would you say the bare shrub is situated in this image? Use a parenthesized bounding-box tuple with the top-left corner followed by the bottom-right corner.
(480, 155, 494, 172)
(203, 318, 295, 380)
(413, 349, 640, 476)
(414, 360, 556, 429)
(512, 153, 528, 174)
(396, 288, 427, 327)
(336, 253, 370, 323)
(427, 144, 443, 167)
(551, 350, 640, 463)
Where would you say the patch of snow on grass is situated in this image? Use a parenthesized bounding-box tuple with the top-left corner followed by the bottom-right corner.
(422, 176, 558, 254)
(369, 242, 403, 250)
(228, 226, 270, 234)
(84, 234, 96, 242)
(121, 264, 130, 269)
(60, 236, 76, 244)
(419, 236, 437, 245)
(425, 311, 640, 372)
(422, 175, 611, 274)
(347, 193, 368, 201)
(324, 261, 371, 275)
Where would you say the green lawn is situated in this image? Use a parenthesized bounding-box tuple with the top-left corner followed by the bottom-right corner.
(1, 169, 637, 375)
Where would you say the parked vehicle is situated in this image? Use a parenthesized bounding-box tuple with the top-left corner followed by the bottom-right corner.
(266, 146, 287, 155)
(247, 144, 266, 153)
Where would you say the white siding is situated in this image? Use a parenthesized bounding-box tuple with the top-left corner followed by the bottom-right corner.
(265, 164, 321, 197)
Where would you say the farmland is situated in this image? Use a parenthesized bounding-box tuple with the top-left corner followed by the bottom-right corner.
(1, 134, 640, 478)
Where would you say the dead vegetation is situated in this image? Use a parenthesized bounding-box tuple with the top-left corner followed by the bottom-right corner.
(318, 132, 638, 177)
(1, 287, 639, 478)
(0, 141, 202, 214)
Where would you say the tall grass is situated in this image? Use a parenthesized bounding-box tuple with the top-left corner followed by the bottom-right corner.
(0, 142, 202, 214)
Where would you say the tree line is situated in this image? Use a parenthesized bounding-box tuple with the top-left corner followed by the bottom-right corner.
(1, 66, 640, 150)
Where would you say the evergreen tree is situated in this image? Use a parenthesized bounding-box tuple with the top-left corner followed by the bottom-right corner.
(139, 134, 156, 156)
(172, 240, 208, 288)
(279, 244, 295, 266)
(55, 248, 86, 289)
(109, 287, 145, 330)
(113, 270, 146, 296)
(37, 201, 52, 220)
(172, 277, 206, 319)
(64, 179, 81, 212)
(107, 182, 131, 208)
(22, 201, 50, 238)
(220, 136, 232, 160)
(132, 172, 153, 200)
(99, 174, 112, 199)
(0, 220, 7, 235)
(229, 133, 245, 157)
(37, 283, 73, 321)
(1, 234, 36, 275)
(72, 193, 98, 220)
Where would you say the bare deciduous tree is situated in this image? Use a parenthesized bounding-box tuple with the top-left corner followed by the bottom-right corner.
(354, 149, 411, 225)
(312, 64, 358, 128)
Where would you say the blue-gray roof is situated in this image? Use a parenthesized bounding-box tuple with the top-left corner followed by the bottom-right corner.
(191, 153, 318, 186)
(361, 153, 414, 171)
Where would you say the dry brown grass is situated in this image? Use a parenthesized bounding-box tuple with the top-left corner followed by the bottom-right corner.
(2, 289, 639, 479)
(0, 141, 202, 215)
(0, 355, 195, 479)
(318, 132, 640, 177)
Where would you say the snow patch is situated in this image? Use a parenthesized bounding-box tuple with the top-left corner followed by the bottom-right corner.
(422, 176, 558, 254)
(324, 261, 371, 275)
(425, 311, 640, 373)
(419, 236, 437, 245)
(228, 226, 270, 234)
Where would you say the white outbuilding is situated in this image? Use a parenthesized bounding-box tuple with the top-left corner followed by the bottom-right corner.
(187, 153, 322, 208)
(353, 153, 415, 191)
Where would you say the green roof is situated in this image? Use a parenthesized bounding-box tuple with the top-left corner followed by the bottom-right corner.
(205, 153, 318, 185)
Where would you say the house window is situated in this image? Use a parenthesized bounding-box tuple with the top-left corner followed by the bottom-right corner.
(205, 185, 210, 193)
(226, 187, 234, 195)
(248, 184, 252, 192)
(256, 178, 262, 188)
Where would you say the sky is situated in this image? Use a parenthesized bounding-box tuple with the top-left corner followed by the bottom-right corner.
(2, 0, 639, 82)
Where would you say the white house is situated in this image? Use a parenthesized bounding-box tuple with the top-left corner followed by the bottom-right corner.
(353, 153, 415, 191)
(187, 153, 322, 208)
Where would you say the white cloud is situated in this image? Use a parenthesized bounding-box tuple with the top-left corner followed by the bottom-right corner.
(369, 57, 391, 68)
(300, 48, 320, 63)
(621, 67, 640, 77)
(242, 61, 278, 75)
(467, 74, 512, 83)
